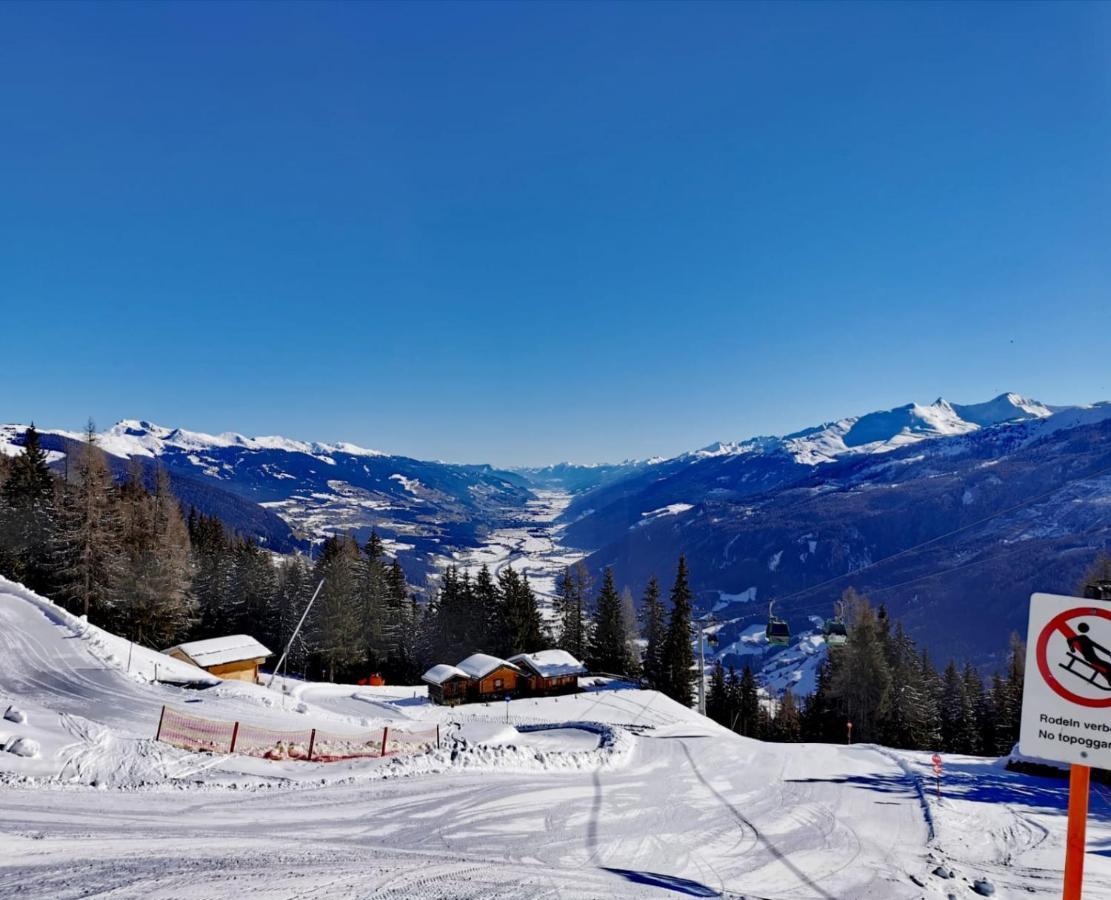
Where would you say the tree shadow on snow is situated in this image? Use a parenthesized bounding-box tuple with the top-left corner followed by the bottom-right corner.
(786, 766, 1109, 822)
(602, 868, 720, 897)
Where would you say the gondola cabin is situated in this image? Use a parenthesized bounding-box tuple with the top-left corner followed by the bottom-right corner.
(766, 618, 791, 646)
(162, 635, 272, 684)
(823, 618, 848, 648)
(422, 664, 471, 706)
(508, 650, 586, 696)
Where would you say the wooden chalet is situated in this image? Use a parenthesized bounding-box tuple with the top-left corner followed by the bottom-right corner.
(422, 649, 588, 706)
(455, 653, 523, 701)
(162, 635, 272, 684)
(422, 663, 472, 706)
(508, 650, 586, 696)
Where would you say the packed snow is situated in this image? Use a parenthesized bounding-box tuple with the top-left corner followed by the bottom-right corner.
(2, 576, 1110, 898)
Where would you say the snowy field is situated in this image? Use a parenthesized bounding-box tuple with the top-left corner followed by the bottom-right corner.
(2, 577, 1110, 898)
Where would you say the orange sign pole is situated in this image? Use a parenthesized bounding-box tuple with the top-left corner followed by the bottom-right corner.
(1063, 763, 1090, 900)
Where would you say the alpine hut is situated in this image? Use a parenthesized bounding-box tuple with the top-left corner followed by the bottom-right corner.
(455, 653, 523, 702)
(508, 649, 586, 696)
(162, 635, 272, 684)
(422, 663, 471, 706)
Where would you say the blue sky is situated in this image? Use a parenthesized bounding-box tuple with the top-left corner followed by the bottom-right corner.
(1, 2, 1108, 466)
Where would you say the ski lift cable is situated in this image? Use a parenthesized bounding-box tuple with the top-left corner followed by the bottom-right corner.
(764, 458, 1111, 615)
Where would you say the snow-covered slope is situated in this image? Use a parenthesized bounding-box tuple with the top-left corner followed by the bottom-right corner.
(2, 576, 1108, 899)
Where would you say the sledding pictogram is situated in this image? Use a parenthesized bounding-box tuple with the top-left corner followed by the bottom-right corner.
(1035, 606, 1111, 709)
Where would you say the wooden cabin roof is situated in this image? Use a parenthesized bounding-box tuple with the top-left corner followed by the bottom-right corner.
(162, 635, 271, 668)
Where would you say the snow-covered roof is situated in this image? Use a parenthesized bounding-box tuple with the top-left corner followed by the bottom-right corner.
(508, 649, 587, 678)
(163, 635, 271, 668)
(422, 664, 470, 686)
(455, 653, 521, 679)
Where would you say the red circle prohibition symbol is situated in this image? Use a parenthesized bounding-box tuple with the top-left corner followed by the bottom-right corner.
(1035, 606, 1111, 709)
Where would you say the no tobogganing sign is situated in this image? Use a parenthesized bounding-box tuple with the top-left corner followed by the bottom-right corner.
(1019, 593, 1111, 768)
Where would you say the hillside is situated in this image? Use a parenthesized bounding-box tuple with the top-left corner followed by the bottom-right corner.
(564, 396, 1111, 669)
(1, 421, 534, 577)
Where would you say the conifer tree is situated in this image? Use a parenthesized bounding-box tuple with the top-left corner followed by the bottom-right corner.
(882, 622, 932, 749)
(384, 558, 412, 670)
(619, 586, 641, 677)
(272, 554, 314, 675)
(555, 562, 591, 660)
(939, 660, 968, 753)
(311, 535, 364, 681)
(829, 592, 891, 743)
(498, 566, 544, 656)
(918, 649, 943, 748)
(987, 672, 1013, 756)
(588, 568, 631, 675)
(0, 424, 57, 592)
(471, 564, 502, 652)
(774, 689, 802, 742)
(961, 663, 985, 755)
(188, 512, 233, 636)
(736, 663, 761, 738)
(57, 423, 121, 619)
(662, 555, 695, 706)
(360, 530, 394, 668)
(706, 658, 727, 723)
(115, 467, 195, 646)
(639, 576, 666, 689)
(1002, 633, 1026, 750)
(801, 657, 838, 742)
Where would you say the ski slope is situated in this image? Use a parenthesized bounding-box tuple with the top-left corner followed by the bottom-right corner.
(2, 577, 1110, 898)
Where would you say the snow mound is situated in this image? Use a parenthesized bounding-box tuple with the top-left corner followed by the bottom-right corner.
(3, 736, 40, 758)
(381, 722, 632, 779)
(4, 705, 27, 724)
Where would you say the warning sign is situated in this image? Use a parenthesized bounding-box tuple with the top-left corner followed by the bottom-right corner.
(1020, 593, 1111, 768)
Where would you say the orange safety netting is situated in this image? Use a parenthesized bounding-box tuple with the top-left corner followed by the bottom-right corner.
(156, 706, 235, 754)
(155, 706, 439, 762)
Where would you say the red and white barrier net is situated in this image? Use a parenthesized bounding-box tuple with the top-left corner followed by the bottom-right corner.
(155, 707, 439, 762)
(156, 706, 235, 754)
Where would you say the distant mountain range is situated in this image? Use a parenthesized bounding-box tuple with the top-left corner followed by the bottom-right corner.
(4, 392, 1108, 673)
(556, 394, 1111, 671)
(0, 420, 532, 581)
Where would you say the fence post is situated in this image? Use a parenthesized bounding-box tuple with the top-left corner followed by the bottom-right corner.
(307, 728, 316, 762)
(381, 726, 389, 757)
(155, 705, 166, 742)
(229, 721, 240, 753)
(436, 724, 440, 750)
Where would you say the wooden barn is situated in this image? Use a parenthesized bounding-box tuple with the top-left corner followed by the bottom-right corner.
(508, 650, 586, 696)
(421, 663, 472, 706)
(162, 635, 272, 684)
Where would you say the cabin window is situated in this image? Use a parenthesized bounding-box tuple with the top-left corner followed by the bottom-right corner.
(494, 678, 503, 690)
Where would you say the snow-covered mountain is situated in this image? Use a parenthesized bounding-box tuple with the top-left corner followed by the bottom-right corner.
(561, 395, 1111, 671)
(560, 393, 1063, 546)
(0, 420, 533, 575)
(685, 393, 1054, 466)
